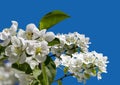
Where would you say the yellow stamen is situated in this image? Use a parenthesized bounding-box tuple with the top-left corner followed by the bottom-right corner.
(36, 47, 42, 55)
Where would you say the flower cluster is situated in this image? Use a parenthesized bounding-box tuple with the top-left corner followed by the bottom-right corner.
(55, 51, 108, 83)
(52, 31, 108, 83)
(0, 21, 108, 85)
(51, 32, 90, 57)
(0, 21, 55, 69)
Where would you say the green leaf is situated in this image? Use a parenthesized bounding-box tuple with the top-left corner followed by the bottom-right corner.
(0, 46, 7, 63)
(33, 68, 42, 79)
(38, 56, 56, 85)
(0, 57, 7, 62)
(64, 67, 69, 74)
(12, 63, 32, 74)
(48, 38, 60, 46)
(91, 69, 96, 76)
(44, 56, 56, 83)
(58, 80, 62, 85)
(42, 63, 49, 85)
(0, 46, 5, 54)
(30, 80, 41, 85)
(84, 73, 90, 79)
(39, 10, 70, 30)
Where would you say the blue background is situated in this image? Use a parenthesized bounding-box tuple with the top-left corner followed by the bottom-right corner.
(0, 0, 120, 85)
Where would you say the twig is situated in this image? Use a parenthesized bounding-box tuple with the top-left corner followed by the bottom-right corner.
(54, 73, 74, 82)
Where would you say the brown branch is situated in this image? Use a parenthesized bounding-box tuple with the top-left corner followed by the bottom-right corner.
(54, 73, 74, 82)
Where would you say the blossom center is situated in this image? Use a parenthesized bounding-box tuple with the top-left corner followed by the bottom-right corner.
(14, 47, 22, 54)
(36, 47, 42, 55)
(26, 32, 33, 40)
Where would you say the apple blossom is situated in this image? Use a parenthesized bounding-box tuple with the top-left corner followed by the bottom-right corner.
(0, 21, 18, 46)
(0, 20, 108, 85)
(5, 36, 27, 64)
(26, 41, 49, 63)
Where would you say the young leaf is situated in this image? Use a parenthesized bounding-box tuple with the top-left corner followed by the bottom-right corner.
(48, 38, 60, 46)
(64, 67, 69, 74)
(84, 73, 90, 79)
(58, 80, 62, 85)
(91, 69, 97, 76)
(39, 10, 70, 30)
(12, 63, 32, 74)
(33, 68, 42, 79)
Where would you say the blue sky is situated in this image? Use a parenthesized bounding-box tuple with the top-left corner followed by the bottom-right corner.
(0, 0, 120, 85)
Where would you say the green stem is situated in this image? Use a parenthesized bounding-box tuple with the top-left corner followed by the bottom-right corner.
(42, 63, 49, 85)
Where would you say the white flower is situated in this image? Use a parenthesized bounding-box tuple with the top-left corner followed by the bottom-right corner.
(38, 29, 55, 42)
(59, 52, 108, 82)
(60, 53, 83, 71)
(17, 29, 26, 39)
(56, 34, 66, 45)
(0, 21, 18, 46)
(17, 24, 55, 42)
(51, 33, 89, 57)
(60, 53, 84, 68)
(45, 32, 55, 42)
(25, 57, 39, 69)
(0, 66, 16, 85)
(26, 23, 40, 40)
(71, 53, 83, 67)
(5, 36, 27, 64)
(83, 52, 96, 64)
(9, 21, 18, 35)
(26, 41, 49, 63)
(93, 51, 108, 73)
(38, 29, 46, 41)
(0, 31, 11, 46)
(65, 33, 78, 45)
(60, 54, 71, 67)
(97, 72, 102, 80)
(17, 23, 40, 40)
(14, 69, 31, 85)
(56, 32, 90, 49)
(54, 58, 61, 67)
(72, 32, 90, 52)
(75, 73, 87, 83)
(51, 45, 65, 57)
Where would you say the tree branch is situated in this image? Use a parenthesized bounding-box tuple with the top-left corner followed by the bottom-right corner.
(54, 73, 74, 82)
